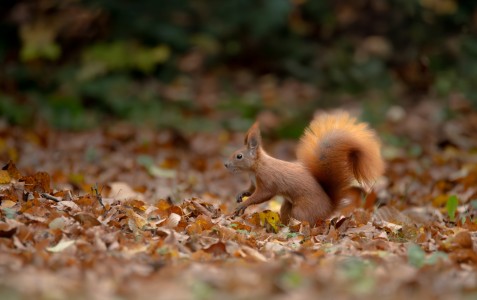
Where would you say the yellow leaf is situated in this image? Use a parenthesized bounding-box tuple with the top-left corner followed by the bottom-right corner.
(0, 170, 11, 184)
(433, 194, 449, 207)
(1, 200, 16, 208)
(258, 210, 281, 233)
(20, 21, 61, 61)
(420, 0, 457, 15)
(151, 45, 170, 63)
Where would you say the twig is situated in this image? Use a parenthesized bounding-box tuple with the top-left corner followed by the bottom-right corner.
(92, 184, 105, 208)
(41, 193, 62, 202)
(191, 200, 213, 218)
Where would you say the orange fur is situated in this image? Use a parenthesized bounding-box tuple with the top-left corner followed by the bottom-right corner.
(296, 111, 384, 206)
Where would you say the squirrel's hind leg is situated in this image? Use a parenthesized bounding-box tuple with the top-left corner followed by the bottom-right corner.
(289, 200, 330, 226)
(280, 200, 292, 224)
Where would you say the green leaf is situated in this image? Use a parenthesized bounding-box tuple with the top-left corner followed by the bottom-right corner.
(408, 243, 447, 268)
(0, 96, 32, 125)
(148, 166, 176, 179)
(426, 251, 448, 265)
(280, 271, 304, 290)
(340, 258, 375, 294)
(446, 195, 459, 222)
(407, 243, 426, 268)
(286, 232, 298, 239)
(1, 207, 16, 219)
(49, 217, 67, 230)
(342, 258, 369, 280)
(191, 280, 214, 300)
(80, 41, 170, 78)
(137, 155, 176, 178)
(137, 155, 155, 169)
(20, 22, 61, 61)
(470, 199, 477, 210)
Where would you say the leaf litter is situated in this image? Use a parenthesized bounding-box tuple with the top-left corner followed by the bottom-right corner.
(0, 103, 477, 299)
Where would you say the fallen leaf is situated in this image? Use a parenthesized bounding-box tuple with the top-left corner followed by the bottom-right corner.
(203, 241, 227, 256)
(258, 210, 281, 233)
(381, 221, 403, 234)
(449, 249, 477, 264)
(1, 200, 16, 208)
(0, 170, 11, 184)
(108, 182, 144, 201)
(125, 208, 148, 229)
(2, 161, 22, 180)
(46, 239, 76, 252)
(452, 231, 473, 249)
(0, 222, 17, 238)
(137, 155, 176, 178)
(55, 201, 81, 212)
(49, 217, 68, 230)
(164, 213, 181, 228)
(446, 195, 458, 222)
(73, 213, 101, 227)
(240, 245, 268, 262)
(20, 172, 50, 193)
(407, 243, 426, 268)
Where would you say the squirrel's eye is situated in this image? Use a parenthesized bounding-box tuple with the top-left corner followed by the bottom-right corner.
(236, 154, 243, 159)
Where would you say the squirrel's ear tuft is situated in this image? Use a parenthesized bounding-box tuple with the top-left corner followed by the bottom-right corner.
(245, 121, 261, 150)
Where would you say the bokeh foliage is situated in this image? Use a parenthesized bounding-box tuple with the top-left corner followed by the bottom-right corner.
(1, 0, 476, 129)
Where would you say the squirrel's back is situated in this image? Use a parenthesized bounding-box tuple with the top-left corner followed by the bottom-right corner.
(296, 111, 384, 206)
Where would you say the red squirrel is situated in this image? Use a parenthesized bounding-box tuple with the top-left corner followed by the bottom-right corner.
(224, 111, 384, 225)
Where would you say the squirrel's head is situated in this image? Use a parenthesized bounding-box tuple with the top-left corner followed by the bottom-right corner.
(224, 122, 261, 173)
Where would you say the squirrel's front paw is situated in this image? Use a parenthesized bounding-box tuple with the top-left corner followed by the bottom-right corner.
(236, 191, 252, 203)
(233, 203, 248, 216)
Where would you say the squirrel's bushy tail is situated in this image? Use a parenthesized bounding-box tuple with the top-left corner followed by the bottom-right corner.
(296, 111, 384, 206)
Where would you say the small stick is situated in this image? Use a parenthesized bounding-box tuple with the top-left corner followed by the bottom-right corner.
(191, 200, 213, 218)
(41, 193, 62, 202)
(92, 184, 105, 208)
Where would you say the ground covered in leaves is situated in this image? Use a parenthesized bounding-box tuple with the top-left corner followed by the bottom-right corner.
(1, 101, 477, 300)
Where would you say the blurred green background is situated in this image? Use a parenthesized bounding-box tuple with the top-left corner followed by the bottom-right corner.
(0, 0, 476, 132)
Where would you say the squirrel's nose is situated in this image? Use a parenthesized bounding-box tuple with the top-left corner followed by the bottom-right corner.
(224, 162, 229, 168)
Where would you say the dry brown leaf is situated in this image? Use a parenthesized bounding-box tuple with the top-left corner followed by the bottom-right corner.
(54, 201, 81, 212)
(107, 182, 144, 201)
(0, 222, 17, 238)
(346, 223, 376, 234)
(1, 103, 477, 299)
(186, 222, 203, 235)
(452, 231, 473, 249)
(73, 213, 101, 227)
(124, 208, 147, 229)
(23, 213, 47, 223)
(240, 245, 268, 262)
(2, 161, 22, 180)
(195, 214, 213, 230)
(449, 249, 477, 264)
(20, 172, 50, 193)
(203, 241, 228, 256)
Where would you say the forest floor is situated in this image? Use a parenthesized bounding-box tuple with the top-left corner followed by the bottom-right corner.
(1, 100, 477, 300)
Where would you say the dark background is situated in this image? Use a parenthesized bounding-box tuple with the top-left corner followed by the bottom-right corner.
(1, 0, 476, 133)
